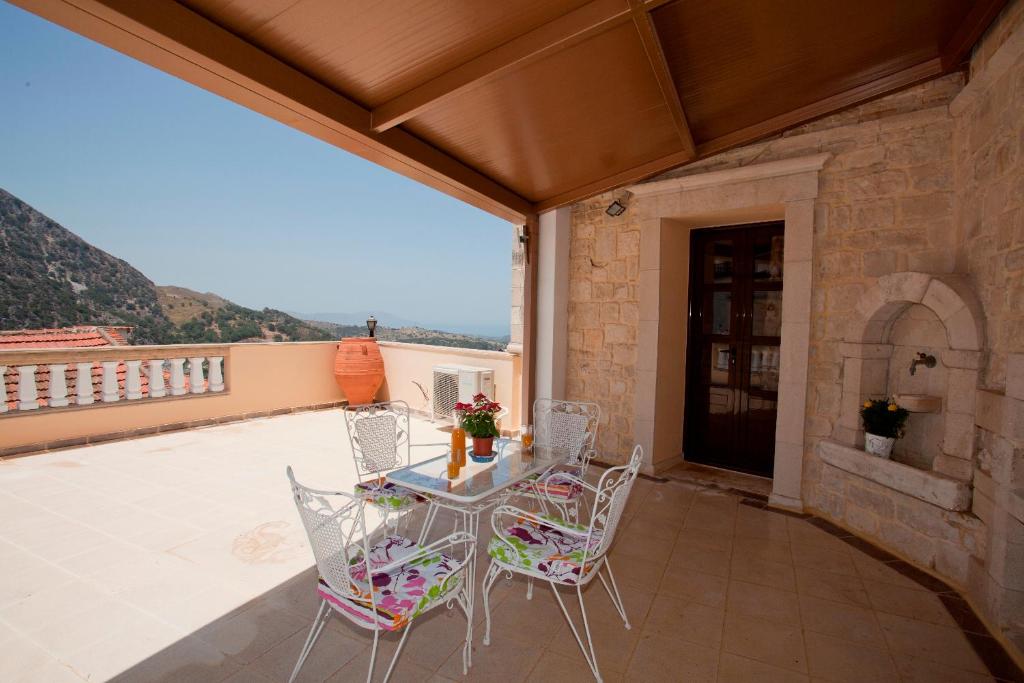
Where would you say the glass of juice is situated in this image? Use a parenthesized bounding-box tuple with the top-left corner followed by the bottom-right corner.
(521, 425, 533, 451)
(447, 458, 460, 479)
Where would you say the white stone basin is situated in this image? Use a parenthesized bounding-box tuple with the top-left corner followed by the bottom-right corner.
(895, 394, 943, 413)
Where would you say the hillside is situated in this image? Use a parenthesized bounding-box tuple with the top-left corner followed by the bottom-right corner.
(305, 319, 506, 351)
(158, 286, 332, 343)
(0, 188, 175, 343)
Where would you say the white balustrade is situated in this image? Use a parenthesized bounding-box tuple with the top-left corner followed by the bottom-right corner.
(101, 361, 120, 403)
(169, 358, 187, 396)
(147, 359, 166, 398)
(17, 365, 38, 411)
(48, 364, 69, 407)
(76, 362, 95, 405)
(125, 360, 143, 400)
(209, 356, 225, 392)
(188, 357, 206, 394)
(0, 347, 230, 417)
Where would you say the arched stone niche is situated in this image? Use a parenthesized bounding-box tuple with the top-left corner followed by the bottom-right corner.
(833, 272, 985, 482)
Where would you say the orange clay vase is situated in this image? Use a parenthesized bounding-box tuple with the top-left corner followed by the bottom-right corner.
(334, 337, 385, 405)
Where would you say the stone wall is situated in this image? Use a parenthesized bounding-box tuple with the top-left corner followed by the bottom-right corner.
(565, 189, 639, 462)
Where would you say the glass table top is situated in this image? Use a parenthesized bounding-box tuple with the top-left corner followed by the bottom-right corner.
(385, 439, 567, 504)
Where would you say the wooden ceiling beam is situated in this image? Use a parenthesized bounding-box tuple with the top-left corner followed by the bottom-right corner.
(12, 0, 533, 223)
(940, 0, 1008, 69)
(628, 0, 695, 157)
(696, 57, 945, 159)
(369, 0, 633, 133)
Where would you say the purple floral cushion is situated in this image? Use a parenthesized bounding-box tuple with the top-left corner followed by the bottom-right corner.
(354, 479, 427, 510)
(487, 516, 602, 585)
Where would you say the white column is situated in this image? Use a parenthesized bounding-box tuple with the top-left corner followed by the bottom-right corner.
(534, 206, 571, 401)
(169, 358, 187, 396)
(17, 365, 38, 411)
(147, 359, 167, 398)
(188, 357, 206, 394)
(0, 366, 7, 414)
(208, 356, 224, 392)
(101, 361, 120, 402)
(75, 362, 95, 405)
(125, 360, 143, 400)
(48, 364, 69, 407)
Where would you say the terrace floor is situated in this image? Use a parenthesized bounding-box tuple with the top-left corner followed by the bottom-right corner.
(0, 410, 1016, 682)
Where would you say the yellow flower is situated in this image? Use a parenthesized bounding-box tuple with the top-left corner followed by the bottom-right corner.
(887, 403, 898, 412)
(863, 401, 872, 408)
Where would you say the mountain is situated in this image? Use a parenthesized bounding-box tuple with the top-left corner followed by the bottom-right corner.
(300, 310, 423, 329)
(0, 188, 501, 349)
(0, 188, 175, 344)
(158, 286, 332, 343)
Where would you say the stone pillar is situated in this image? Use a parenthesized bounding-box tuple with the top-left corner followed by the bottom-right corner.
(16, 365, 37, 411)
(509, 224, 526, 353)
(147, 360, 167, 398)
(75, 363, 95, 405)
(124, 360, 143, 400)
(101, 361, 119, 402)
(188, 357, 206, 394)
(48, 364, 69, 407)
(0, 366, 6, 414)
(534, 207, 571, 401)
(169, 358, 187, 396)
(209, 356, 225, 392)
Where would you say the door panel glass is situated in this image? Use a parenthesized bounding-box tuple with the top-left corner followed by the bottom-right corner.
(709, 291, 731, 335)
(752, 291, 782, 337)
(749, 344, 780, 391)
(704, 240, 733, 284)
(753, 234, 784, 281)
(710, 343, 731, 386)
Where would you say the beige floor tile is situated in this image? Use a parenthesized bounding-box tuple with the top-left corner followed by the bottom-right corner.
(643, 595, 724, 648)
(194, 599, 308, 665)
(722, 611, 807, 674)
(803, 631, 898, 682)
(717, 652, 810, 682)
(677, 526, 735, 553)
(683, 506, 737, 536)
(669, 544, 732, 578)
(527, 650, 624, 682)
(730, 556, 796, 591)
(657, 565, 728, 607)
(726, 580, 801, 626)
(790, 543, 857, 576)
(732, 536, 793, 565)
(437, 636, 543, 682)
(13, 658, 85, 683)
(734, 506, 791, 541)
(893, 654, 999, 682)
(0, 633, 61, 681)
(545, 589, 645, 673)
(624, 633, 717, 682)
(849, 551, 927, 591)
(611, 531, 675, 565)
(328, 647, 434, 683)
(107, 634, 240, 683)
(864, 579, 956, 625)
(28, 598, 160, 658)
(798, 594, 886, 648)
(480, 581, 574, 648)
(245, 624, 364, 682)
(793, 566, 871, 608)
(876, 612, 988, 674)
(0, 579, 110, 634)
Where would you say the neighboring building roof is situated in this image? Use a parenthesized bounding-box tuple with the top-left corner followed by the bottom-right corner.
(0, 326, 132, 350)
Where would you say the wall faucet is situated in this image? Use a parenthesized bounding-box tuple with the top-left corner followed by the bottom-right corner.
(909, 352, 936, 376)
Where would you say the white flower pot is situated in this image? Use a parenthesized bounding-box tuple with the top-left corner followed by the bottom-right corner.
(864, 433, 895, 458)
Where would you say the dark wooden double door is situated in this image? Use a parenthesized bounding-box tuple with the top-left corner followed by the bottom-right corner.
(684, 222, 784, 477)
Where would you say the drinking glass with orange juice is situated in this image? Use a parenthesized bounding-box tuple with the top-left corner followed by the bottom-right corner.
(451, 416, 467, 466)
(521, 425, 534, 451)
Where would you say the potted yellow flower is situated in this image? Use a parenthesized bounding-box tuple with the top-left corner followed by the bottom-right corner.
(860, 398, 910, 458)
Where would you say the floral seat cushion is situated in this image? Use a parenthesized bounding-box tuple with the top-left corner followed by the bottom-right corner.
(511, 474, 584, 500)
(318, 535, 462, 631)
(354, 479, 427, 510)
(487, 516, 603, 585)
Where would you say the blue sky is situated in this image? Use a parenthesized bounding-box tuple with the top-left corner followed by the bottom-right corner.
(0, 2, 513, 337)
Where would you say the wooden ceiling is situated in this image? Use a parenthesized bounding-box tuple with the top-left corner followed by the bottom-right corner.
(14, 0, 1006, 222)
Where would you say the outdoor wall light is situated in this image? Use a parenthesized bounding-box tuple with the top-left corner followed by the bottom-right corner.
(366, 315, 377, 337)
(606, 200, 627, 217)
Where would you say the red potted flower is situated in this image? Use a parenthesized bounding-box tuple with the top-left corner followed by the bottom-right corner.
(454, 394, 501, 460)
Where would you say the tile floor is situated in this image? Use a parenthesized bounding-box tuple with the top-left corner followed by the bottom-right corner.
(0, 410, 1019, 682)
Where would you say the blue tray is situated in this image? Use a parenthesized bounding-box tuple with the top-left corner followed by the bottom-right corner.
(469, 450, 498, 463)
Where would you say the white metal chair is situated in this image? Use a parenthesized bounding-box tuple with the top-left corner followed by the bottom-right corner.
(344, 401, 444, 537)
(482, 445, 644, 682)
(287, 467, 476, 683)
(509, 399, 601, 521)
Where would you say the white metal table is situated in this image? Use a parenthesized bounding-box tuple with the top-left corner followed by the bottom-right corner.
(386, 438, 567, 665)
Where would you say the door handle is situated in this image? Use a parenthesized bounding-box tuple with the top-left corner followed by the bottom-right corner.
(729, 346, 737, 366)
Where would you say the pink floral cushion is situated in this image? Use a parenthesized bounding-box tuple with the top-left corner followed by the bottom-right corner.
(318, 535, 462, 631)
(511, 469, 584, 500)
(487, 516, 602, 585)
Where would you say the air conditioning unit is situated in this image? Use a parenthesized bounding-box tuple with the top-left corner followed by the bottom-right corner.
(432, 364, 495, 422)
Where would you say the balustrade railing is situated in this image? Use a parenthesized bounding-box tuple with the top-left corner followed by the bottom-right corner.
(0, 345, 229, 414)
